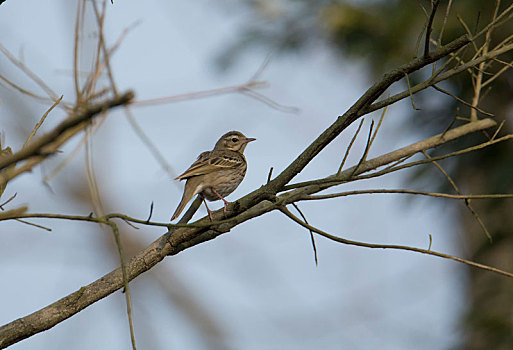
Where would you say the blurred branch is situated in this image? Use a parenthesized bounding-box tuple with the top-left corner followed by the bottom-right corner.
(132, 81, 266, 107)
(0, 44, 60, 102)
(22, 96, 63, 149)
(470, 0, 500, 122)
(0, 91, 134, 183)
(424, 0, 441, 58)
(104, 219, 136, 350)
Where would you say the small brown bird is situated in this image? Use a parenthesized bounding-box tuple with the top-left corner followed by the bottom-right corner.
(171, 131, 256, 221)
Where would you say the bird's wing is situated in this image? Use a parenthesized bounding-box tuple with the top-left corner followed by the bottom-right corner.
(175, 151, 242, 180)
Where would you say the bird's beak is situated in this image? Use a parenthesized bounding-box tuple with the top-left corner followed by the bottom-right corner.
(245, 137, 256, 143)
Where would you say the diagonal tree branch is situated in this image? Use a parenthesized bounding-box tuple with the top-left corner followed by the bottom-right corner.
(0, 91, 134, 183)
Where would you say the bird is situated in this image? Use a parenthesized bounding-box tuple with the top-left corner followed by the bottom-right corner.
(171, 130, 256, 221)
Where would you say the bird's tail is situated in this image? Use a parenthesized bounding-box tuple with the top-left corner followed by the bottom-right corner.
(171, 195, 189, 221)
(171, 180, 199, 221)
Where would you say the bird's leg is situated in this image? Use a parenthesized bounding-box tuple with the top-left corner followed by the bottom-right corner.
(211, 188, 229, 214)
(202, 195, 214, 221)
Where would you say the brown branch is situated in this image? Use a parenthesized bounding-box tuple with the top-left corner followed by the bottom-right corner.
(432, 85, 493, 117)
(0, 91, 134, 174)
(302, 189, 513, 201)
(22, 96, 63, 149)
(132, 81, 266, 107)
(279, 206, 513, 278)
(291, 203, 318, 265)
(282, 118, 497, 191)
(421, 150, 492, 242)
(337, 119, 364, 174)
(424, 0, 441, 57)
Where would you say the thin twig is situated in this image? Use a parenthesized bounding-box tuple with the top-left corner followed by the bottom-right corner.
(0, 44, 59, 101)
(470, 0, 501, 121)
(146, 202, 154, 223)
(424, 0, 441, 58)
(124, 107, 178, 179)
(422, 151, 492, 242)
(0, 192, 17, 209)
(23, 96, 63, 149)
(132, 81, 266, 107)
(349, 120, 374, 178)
(240, 89, 300, 114)
(104, 220, 137, 350)
(267, 167, 274, 184)
(491, 120, 505, 140)
(291, 203, 318, 265)
(337, 119, 364, 174)
(432, 85, 493, 117)
(43, 116, 107, 184)
(14, 218, 52, 231)
(368, 102, 388, 149)
(437, 0, 453, 45)
(249, 53, 272, 82)
(404, 73, 420, 110)
(0, 75, 55, 104)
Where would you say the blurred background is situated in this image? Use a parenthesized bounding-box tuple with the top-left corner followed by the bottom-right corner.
(0, 1, 511, 349)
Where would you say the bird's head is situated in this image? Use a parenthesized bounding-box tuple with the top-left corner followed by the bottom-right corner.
(214, 131, 256, 153)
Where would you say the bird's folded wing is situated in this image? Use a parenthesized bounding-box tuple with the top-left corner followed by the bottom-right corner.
(175, 152, 242, 180)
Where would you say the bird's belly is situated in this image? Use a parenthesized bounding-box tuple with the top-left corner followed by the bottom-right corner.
(200, 169, 245, 201)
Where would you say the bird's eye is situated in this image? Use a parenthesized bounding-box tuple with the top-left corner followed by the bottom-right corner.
(231, 137, 238, 143)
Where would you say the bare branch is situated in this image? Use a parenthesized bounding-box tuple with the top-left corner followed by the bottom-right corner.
(0, 91, 134, 176)
(291, 203, 318, 265)
(424, 0, 441, 58)
(279, 206, 513, 278)
(302, 189, 513, 201)
(23, 96, 63, 149)
(283, 118, 497, 191)
(132, 81, 266, 107)
(421, 151, 492, 242)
